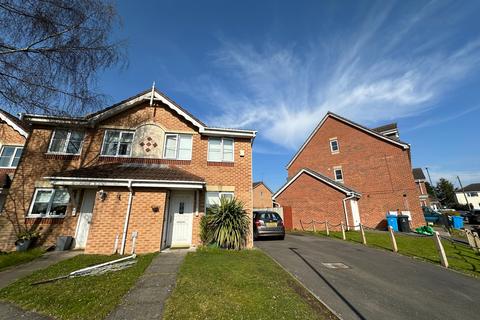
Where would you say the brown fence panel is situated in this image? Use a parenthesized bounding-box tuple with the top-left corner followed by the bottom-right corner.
(283, 206, 293, 230)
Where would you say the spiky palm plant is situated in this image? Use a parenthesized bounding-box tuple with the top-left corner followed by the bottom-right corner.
(201, 197, 250, 250)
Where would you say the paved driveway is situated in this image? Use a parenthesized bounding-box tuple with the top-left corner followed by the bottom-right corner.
(255, 234, 480, 320)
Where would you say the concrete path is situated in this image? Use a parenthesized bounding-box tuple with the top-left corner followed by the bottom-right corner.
(106, 250, 187, 320)
(255, 234, 480, 320)
(0, 250, 81, 290)
(0, 250, 81, 319)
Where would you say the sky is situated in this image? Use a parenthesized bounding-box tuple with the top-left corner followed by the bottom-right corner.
(97, 0, 480, 191)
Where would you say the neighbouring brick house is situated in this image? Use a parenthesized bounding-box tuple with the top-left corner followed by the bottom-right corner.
(0, 88, 256, 254)
(253, 181, 273, 209)
(413, 168, 430, 207)
(0, 109, 29, 212)
(273, 112, 422, 230)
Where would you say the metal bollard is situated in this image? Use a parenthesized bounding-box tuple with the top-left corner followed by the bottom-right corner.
(341, 222, 346, 240)
(389, 226, 398, 252)
(312, 221, 316, 233)
(433, 231, 449, 268)
(325, 221, 330, 236)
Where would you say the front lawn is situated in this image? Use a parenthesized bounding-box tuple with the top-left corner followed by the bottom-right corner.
(0, 248, 44, 271)
(294, 230, 480, 277)
(0, 253, 155, 320)
(163, 247, 336, 320)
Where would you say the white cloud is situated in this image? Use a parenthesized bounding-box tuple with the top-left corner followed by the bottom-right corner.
(187, 2, 480, 149)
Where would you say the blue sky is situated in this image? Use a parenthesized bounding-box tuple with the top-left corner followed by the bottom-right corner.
(97, 0, 480, 191)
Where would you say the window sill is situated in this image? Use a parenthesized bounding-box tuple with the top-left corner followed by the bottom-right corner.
(44, 153, 80, 160)
(98, 156, 191, 165)
(207, 161, 235, 167)
(25, 217, 65, 225)
(331, 151, 339, 155)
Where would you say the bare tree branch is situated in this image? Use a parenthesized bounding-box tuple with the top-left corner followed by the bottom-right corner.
(0, 0, 125, 115)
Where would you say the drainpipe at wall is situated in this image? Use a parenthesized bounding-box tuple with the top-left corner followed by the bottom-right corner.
(342, 193, 356, 231)
(120, 180, 134, 255)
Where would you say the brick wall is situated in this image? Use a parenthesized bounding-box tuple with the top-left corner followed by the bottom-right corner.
(275, 173, 347, 230)
(284, 116, 422, 229)
(0, 101, 253, 252)
(253, 184, 273, 208)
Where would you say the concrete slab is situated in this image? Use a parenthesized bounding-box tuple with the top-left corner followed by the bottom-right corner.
(106, 250, 187, 320)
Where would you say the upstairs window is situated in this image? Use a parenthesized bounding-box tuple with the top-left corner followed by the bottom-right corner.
(28, 188, 70, 217)
(0, 146, 23, 168)
(163, 134, 193, 160)
(208, 138, 234, 162)
(330, 138, 339, 153)
(334, 167, 343, 182)
(48, 129, 84, 154)
(101, 130, 134, 156)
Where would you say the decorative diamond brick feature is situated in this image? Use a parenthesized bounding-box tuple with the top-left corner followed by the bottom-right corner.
(146, 142, 151, 147)
(147, 137, 152, 141)
(153, 143, 158, 148)
(145, 148, 151, 152)
(139, 142, 145, 147)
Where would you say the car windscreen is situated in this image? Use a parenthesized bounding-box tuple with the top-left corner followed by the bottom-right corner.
(256, 212, 281, 221)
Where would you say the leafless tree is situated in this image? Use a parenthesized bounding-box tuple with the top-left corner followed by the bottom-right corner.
(0, 0, 125, 116)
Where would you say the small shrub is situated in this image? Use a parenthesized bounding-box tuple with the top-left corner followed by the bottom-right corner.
(201, 198, 250, 250)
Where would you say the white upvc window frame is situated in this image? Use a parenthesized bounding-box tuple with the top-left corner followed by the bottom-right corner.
(0, 145, 23, 168)
(162, 133, 193, 160)
(330, 138, 339, 154)
(205, 191, 235, 209)
(333, 167, 344, 183)
(27, 188, 70, 218)
(47, 129, 85, 155)
(100, 129, 135, 157)
(207, 137, 234, 162)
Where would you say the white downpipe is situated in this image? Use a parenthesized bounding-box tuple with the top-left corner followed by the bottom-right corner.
(120, 180, 134, 255)
(342, 193, 356, 231)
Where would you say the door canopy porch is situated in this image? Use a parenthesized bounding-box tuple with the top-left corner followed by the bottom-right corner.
(45, 163, 205, 189)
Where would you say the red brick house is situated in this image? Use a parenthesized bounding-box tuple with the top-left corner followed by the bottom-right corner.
(0, 109, 29, 212)
(253, 181, 273, 209)
(273, 112, 422, 230)
(0, 88, 256, 254)
(412, 168, 430, 208)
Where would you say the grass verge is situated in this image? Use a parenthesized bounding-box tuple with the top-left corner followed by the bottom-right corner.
(163, 247, 337, 320)
(0, 253, 155, 320)
(0, 248, 44, 271)
(292, 230, 480, 277)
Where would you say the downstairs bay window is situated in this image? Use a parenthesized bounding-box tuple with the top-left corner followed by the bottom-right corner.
(206, 191, 234, 209)
(28, 188, 70, 217)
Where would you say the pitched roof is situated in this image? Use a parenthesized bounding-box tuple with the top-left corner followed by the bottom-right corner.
(0, 109, 29, 138)
(0, 173, 11, 189)
(21, 88, 256, 138)
(253, 181, 273, 193)
(272, 168, 361, 199)
(47, 163, 205, 183)
(286, 112, 409, 169)
(412, 168, 426, 180)
(461, 183, 480, 192)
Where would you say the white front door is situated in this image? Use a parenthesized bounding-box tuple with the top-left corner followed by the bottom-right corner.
(166, 191, 194, 248)
(75, 189, 96, 249)
(350, 199, 361, 230)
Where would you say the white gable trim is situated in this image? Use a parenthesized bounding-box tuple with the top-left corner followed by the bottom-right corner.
(0, 112, 28, 138)
(286, 113, 409, 169)
(272, 168, 360, 200)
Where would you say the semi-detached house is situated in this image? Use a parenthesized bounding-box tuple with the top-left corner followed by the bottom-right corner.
(273, 112, 423, 230)
(0, 88, 256, 254)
